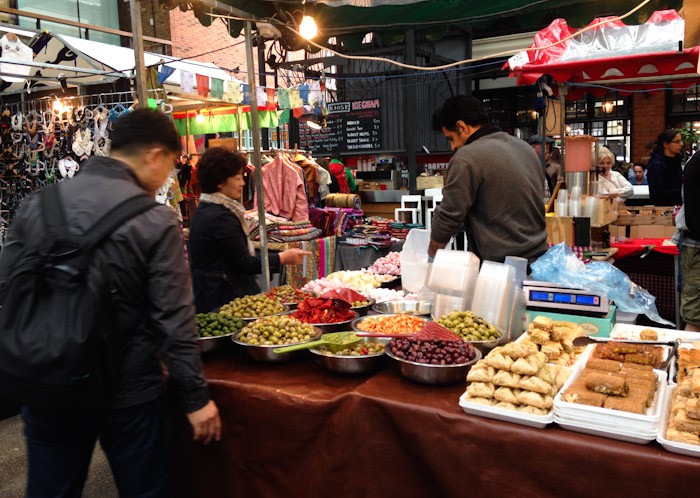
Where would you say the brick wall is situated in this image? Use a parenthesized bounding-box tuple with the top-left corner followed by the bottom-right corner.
(631, 91, 666, 164)
(169, 10, 274, 87)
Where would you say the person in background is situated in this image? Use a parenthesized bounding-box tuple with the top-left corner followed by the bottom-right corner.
(630, 162, 648, 185)
(528, 134, 555, 201)
(672, 148, 700, 332)
(0, 109, 221, 497)
(188, 148, 310, 313)
(329, 154, 357, 194)
(316, 157, 340, 194)
(596, 146, 633, 202)
(429, 95, 547, 263)
(647, 129, 684, 206)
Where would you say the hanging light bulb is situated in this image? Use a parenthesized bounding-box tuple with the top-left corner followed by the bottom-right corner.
(307, 117, 322, 130)
(196, 111, 205, 124)
(299, 15, 318, 40)
(52, 97, 64, 113)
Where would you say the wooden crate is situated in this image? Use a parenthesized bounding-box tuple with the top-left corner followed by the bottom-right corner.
(416, 175, 444, 190)
(546, 216, 574, 245)
(614, 206, 675, 226)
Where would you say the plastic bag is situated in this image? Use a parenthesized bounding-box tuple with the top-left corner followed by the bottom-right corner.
(400, 229, 431, 293)
(530, 243, 674, 326)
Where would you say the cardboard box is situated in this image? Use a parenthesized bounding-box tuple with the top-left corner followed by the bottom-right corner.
(629, 225, 677, 239)
(527, 305, 617, 338)
(416, 175, 444, 190)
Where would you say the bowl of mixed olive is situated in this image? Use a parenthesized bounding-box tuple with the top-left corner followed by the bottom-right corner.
(309, 337, 388, 374)
(219, 294, 289, 323)
(436, 310, 507, 352)
(385, 337, 482, 385)
(349, 298, 376, 317)
(196, 313, 244, 353)
(232, 315, 321, 362)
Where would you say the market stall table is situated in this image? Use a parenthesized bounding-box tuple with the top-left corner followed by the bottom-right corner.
(334, 240, 404, 271)
(168, 349, 700, 498)
(611, 238, 680, 327)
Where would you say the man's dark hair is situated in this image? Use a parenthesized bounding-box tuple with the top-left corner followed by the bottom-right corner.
(431, 95, 489, 132)
(110, 109, 180, 155)
(197, 147, 247, 193)
(633, 162, 646, 171)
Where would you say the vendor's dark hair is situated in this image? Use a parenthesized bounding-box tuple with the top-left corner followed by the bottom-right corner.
(110, 109, 180, 155)
(197, 147, 247, 193)
(633, 162, 646, 171)
(654, 129, 681, 154)
(432, 95, 489, 132)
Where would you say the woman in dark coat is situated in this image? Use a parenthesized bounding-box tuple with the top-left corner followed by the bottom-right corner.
(647, 129, 684, 206)
(188, 148, 310, 313)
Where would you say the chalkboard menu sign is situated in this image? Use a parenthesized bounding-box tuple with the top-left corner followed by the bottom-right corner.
(298, 99, 382, 154)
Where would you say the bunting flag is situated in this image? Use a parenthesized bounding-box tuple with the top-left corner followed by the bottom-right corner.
(288, 87, 303, 109)
(158, 65, 175, 85)
(173, 109, 279, 135)
(277, 88, 290, 109)
(196, 74, 209, 97)
(242, 83, 250, 105)
(255, 86, 267, 106)
(224, 80, 243, 103)
(180, 71, 194, 94)
(299, 84, 310, 104)
(210, 78, 224, 99)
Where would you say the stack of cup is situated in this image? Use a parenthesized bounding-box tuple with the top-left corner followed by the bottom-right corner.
(555, 188, 568, 217)
(584, 196, 600, 223)
(569, 186, 582, 217)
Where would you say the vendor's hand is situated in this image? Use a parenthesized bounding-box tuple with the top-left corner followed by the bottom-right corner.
(186, 400, 221, 444)
(280, 248, 312, 265)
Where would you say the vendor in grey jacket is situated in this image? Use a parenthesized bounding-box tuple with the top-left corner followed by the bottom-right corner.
(428, 95, 548, 263)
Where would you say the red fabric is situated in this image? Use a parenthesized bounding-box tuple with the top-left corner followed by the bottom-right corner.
(507, 9, 700, 93)
(196, 74, 209, 98)
(611, 238, 679, 259)
(329, 162, 350, 194)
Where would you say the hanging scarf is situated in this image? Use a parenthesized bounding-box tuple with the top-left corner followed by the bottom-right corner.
(199, 192, 255, 256)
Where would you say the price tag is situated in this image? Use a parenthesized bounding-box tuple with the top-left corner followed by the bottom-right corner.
(508, 50, 530, 69)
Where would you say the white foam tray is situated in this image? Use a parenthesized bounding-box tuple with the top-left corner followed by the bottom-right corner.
(656, 385, 700, 458)
(608, 324, 698, 343)
(459, 391, 553, 429)
(553, 414, 656, 444)
(554, 367, 666, 433)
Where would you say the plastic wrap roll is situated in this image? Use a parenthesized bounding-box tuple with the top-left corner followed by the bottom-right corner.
(326, 194, 361, 209)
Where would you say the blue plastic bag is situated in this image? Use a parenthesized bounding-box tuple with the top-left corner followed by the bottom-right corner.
(530, 243, 673, 326)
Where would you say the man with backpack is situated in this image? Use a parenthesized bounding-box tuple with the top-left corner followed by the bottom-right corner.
(0, 109, 220, 497)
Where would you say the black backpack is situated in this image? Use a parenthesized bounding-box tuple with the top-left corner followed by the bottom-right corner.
(0, 184, 157, 409)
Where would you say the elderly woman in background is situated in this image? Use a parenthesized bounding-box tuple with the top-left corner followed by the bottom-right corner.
(188, 147, 310, 313)
(596, 146, 633, 203)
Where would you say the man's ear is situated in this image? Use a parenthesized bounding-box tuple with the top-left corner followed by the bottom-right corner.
(455, 120, 469, 133)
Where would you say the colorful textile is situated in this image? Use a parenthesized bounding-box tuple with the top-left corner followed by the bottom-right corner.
(269, 228, 323, 243)
(253, 155, 309, 222)
(285, 236, 336, 289)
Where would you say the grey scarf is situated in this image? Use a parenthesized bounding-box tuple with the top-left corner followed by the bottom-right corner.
(199, 192, 255, 256)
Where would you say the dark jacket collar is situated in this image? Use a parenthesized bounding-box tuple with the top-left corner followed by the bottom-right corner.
(81, 156, 146, 190)
(465, 123, 502, 146)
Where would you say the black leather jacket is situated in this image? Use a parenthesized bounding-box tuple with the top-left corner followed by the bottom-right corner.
(0, 157, 209, 413)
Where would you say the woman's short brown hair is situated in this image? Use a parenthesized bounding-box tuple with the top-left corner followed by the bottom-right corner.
(197, 147, 246, 193)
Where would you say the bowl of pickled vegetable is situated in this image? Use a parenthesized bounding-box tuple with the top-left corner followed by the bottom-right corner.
(196, 313, 245, 353)
(349, 298, 375, 317)
(264, 285, 315, 309)
(309, 337, 388, 374)
(436, 310, 507, 352)
(232, 315, 321, 362)
(219, 294, 289, 323)
(385, 337, 481, 385)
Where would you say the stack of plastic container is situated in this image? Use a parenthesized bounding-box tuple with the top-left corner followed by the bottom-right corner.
(470, 261, 516, 338)
(425, 249, 480, 319)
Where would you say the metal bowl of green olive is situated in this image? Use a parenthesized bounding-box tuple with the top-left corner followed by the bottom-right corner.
(232, 315, 322, 362)
(435, 310, 507, 353)
(349, 299, 376, 317)
(218, 294, 290, 324)
(196, 313, 245, 354)
(309, 337, 388, 374)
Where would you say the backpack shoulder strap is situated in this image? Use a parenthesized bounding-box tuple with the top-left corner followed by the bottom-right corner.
(40, 185, 68, 243)
(82, 194, 159, 252)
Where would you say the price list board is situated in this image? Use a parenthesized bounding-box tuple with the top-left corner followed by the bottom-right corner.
(297, 99, 382, 154)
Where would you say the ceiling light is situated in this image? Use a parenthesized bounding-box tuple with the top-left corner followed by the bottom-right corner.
(300, 15, 318, 40)
(52, 97, 64, 113)
(196, 111, 205, 124)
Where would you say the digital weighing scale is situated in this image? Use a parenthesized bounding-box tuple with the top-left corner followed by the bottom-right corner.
(523, 280, 609, 316)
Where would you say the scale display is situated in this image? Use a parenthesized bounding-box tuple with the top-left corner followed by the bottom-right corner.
(524, 285, 609, 315)
(530, 291, 600, 307)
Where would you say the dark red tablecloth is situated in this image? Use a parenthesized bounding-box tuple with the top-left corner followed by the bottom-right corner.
(168, 348, 700, 498)
(612, 238, 680, 259)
